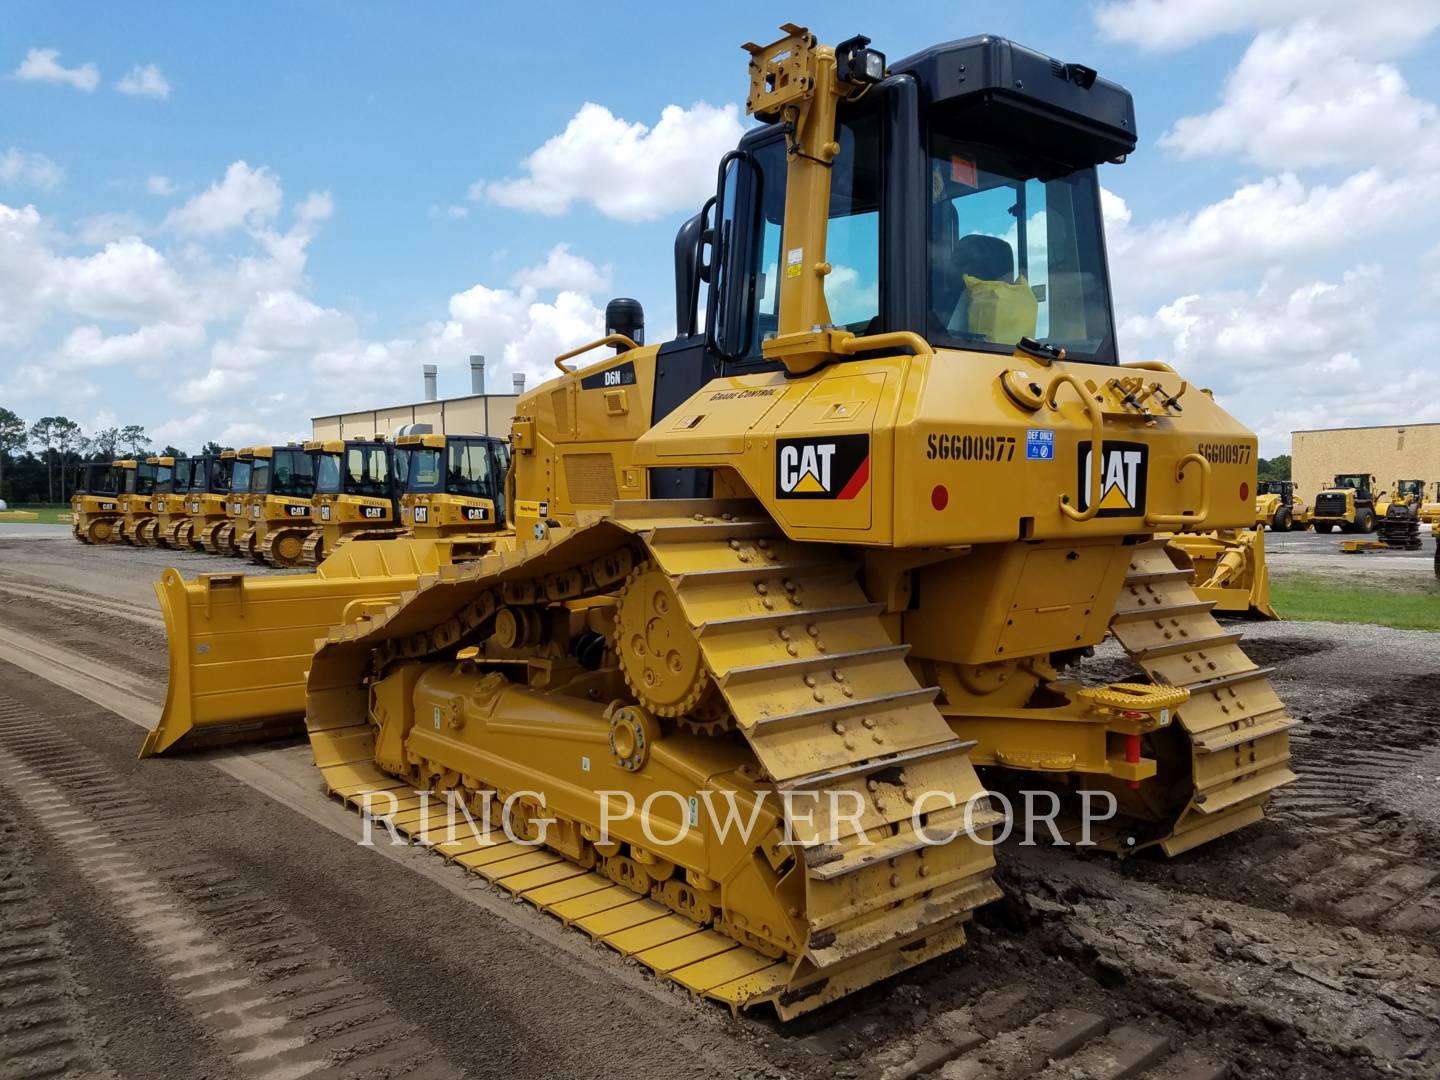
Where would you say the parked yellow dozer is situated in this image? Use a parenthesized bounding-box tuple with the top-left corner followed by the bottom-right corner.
(69, 460, 123, 543)
(143, 25, 1295, 1018)
(114, 457, 160, 544)
(395, 432, 509, 555)
(203, 449, 253, 555)
(300, 438, 407, 564)
(234, 443, 317, 567)
(136, 456, 180, 547)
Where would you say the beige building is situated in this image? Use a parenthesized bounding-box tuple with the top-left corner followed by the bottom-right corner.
(1292, 422, 1440, 500)
(311, 357, 522, 441)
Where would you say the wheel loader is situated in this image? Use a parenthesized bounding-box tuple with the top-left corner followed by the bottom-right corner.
(196, 450, 241, 553)
(114, 457, 160, 544)
(395, 432, 510, 556)
(1375, 479, 1425, 551)
(1310, 473, 1376, 533)
(1254, 479, 1303, 532)
(142, 25, 1295, 1018)
(234, 443, 317, 566)
(69, 460, 122, 543)
(137, 456, 182, 547)
(1419, 481, 1440, 526)
(299, 437, 407, 564)
(203, 448, 254, 555)
(1375, 478, 1425, 519)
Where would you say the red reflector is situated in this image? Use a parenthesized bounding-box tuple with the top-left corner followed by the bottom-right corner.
(931, 485, 949, 511)
(1239, 482, 1250, 501)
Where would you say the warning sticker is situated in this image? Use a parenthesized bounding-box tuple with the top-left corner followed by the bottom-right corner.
(786, 247, 803, 278)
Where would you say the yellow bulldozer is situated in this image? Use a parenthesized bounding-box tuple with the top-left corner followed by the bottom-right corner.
(203, 448, 254, 555)
(142, 25, 1295, 1018)
(1162, 530, 1277, 618)
(173, 452, 235, 550)
(395, 432, 509, 554)
(234, 443, 318, 566)
(299, 437, 407, 563)
(136, 455, 181, 547)
(114, 457, 160, 544)
(69, 460, 123, 543)
(1309, 472, 1376, 533)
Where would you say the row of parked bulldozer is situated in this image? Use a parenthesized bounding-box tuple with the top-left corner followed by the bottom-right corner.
(1254, 475, 1437, 551)
(66, 432, 510, 566)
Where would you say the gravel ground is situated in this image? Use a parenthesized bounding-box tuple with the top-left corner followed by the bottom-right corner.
(0, 535, 1436, 1079)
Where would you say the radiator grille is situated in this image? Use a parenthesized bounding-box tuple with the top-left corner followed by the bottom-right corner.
(563, 453, 618, 506)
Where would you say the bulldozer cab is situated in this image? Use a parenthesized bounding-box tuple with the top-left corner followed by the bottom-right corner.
(1257, 480, 1293, 503)
(119, 459, 159, 496)
(313, 439, 399, 507)
(399, 434, 508, 513)
(75, 461, 119, 497)
(150, 456, 178, 494)
(206, 452, 233, 494)
(248, 444, 316, 501)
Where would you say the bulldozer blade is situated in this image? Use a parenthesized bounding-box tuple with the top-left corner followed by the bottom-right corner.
(1163, 529, 1278, 620)
(142, 538, 454, 756)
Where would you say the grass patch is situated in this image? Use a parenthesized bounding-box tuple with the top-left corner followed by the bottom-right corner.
(0, 505, 71, 524)
(1272, 572, 1440, 632)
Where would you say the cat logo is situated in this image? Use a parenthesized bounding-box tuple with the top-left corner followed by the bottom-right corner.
(1076, 441, 1148, 516)
(463, 506, 489, 521)
(775, 434, 870, 500)
(413, 505, 428, 524)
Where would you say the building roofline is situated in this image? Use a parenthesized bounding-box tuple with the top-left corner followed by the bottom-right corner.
(311, 390, 518, 424)
(1292, 422, 1440, 435)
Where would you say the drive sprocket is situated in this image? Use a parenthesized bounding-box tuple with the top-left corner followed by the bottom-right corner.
(614, 561, 718, 720)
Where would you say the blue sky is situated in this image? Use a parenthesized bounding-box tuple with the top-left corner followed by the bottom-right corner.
(4, 0, 1439, 455)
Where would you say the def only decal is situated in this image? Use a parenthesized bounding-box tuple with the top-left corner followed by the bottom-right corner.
(776, 435, 870, 500)
(1076, 441, 1148, 516)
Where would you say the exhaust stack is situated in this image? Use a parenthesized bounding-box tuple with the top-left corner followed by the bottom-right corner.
(422, 364, 438, 401)
(512, 372, 526, 395)
(469, 354, 485, 395)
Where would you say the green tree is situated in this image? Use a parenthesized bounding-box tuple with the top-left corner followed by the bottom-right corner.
(201, 440, 227, 456)
(0, 407, 26, 502)
(120, 424, 151, 456)
(92, 427, 121, 458)
(1258, 455, 1291, 482)
(161, 444, 183, 458)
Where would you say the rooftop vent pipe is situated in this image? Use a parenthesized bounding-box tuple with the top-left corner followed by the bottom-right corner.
(469, 354, 485, 395)
(512, 372, 526, 394)
(422, 364, 438, 401)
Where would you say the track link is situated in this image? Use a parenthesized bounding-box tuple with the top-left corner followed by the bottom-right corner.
(1106, 541, 1296, 854)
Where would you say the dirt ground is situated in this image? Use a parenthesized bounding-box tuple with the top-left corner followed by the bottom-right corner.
(0, 530, 1437, 1080)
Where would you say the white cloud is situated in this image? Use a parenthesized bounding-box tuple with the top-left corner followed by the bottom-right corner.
(1094, 0, 1440, 52)
(239, 290, 353, 351)
(477, 101, 743, 222)
(61, 237, 191, 322)
(53, 322, 206, 371)
(0, 148, 63, 191)
(1107, 170, 1431, 296)
(1161, 22, 1440, 170)
(428, 203, 469, 220)
(177, 367, 258, 406)
(75, 212, 147, 246)
(13, 47, 99, 91)
(294, 190, 333, 227)
(510, 243, 611, 293)
(146, 175, 175, 196)
(116, 63, 171, 99)
(164, 161, 282, 236)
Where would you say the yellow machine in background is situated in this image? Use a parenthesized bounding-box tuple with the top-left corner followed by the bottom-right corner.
(1376, 478, 1425, 518)
(300, 438, 406, 564)
(1310, 473, 1376, 534)
(232, 443, 317, 566)
(114, 458, 160, 545)
(70, 460, 122, 543)
(197, 450, 241, 553)
(396, 432, 509, 554)
(137, 456, 180, 547)
(1418, 481, 1440, 525)
(203, 449, 253, 555)
(144, 26, 1295, 1017)
(1254, 480, 1303, 532)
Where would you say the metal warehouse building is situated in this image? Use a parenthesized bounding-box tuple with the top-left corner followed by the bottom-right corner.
(311, 356, 521, 441)
(1292, 422, 1440, 499)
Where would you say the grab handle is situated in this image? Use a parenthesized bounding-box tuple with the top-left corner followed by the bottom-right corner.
(1046, 374, 1104, 522)
(1145, 453, 1211, 528)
